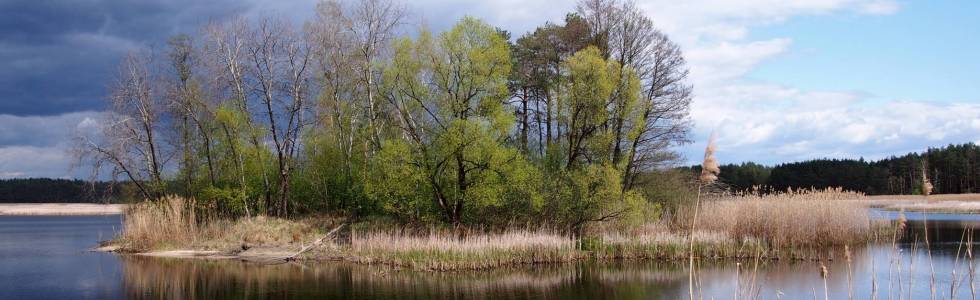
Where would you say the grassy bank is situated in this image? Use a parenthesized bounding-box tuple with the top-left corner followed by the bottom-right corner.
(110, 189, 894, 271)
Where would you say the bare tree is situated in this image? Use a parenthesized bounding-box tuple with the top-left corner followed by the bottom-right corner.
(622, 30, 692, 190)
(165, 34, 217, 194)
(200, 19, 263, 216)
(575, 0, 693, 189)
(244, 18, 314, 216)
(316, 0, 405, 149)
(75, 52, 168, 200)
(576, 0, 620, 58)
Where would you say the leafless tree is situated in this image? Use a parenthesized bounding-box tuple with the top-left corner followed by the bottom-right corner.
(74, 52, 168, 200)
(244, 18, 314, 216)
(622, 29, 692, 190)
(201, 18, 265, 216)
(576, 0, 620, 58)
(575, 0, 693, 189)
(316, 0, 405, 149)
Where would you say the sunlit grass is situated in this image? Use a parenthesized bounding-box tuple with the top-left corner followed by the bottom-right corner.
(677, 188, 873, 248)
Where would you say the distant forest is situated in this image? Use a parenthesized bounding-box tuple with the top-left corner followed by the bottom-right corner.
(0, 178, 126, 203)
(701, 143, 980, 195)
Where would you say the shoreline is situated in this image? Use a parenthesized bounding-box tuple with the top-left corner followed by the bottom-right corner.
(0, 203, 126, 216)
(861, 194, 980, 213)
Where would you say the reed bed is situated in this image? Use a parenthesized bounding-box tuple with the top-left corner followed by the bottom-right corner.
(677, 188, 872, 248)
(597, 222, 768, 260)
(117, 196, 332, 252)
(118, 196, 198, 251)
(342, 230, 580, 270)
(116, 189, 890, 271)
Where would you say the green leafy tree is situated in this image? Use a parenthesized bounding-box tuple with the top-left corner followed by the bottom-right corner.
(377, 17, 537, 225)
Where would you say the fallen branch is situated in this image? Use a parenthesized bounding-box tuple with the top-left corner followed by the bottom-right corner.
(284, 223, 347, 260)
(243, 223, 347, 265)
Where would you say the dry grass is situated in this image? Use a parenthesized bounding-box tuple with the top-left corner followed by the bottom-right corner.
(598, 222, 768, 260)
(116, 196, 336, 252)
(116, 190, 890, 271)
(118, 196, 198, 251)
(339, 229, 580, 270)
(678, 188, 872, 248)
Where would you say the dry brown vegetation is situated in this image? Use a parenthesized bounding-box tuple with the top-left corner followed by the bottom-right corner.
(117, 196, 337, 252)
(676, 188, 873, 248)
(116, 188, 891, 270)
(337, 230, 579, 270)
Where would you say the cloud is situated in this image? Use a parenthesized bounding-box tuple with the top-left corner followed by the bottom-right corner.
(0, 145, 80, 179)
(685, 39, 792, 85)
(688, 82, 980, 164)
(860, 0, 901, 15)
(0, 0, 259, 116)
(0, 112, 101, 178)
(3, 0, 971, 178)
(0, 111, 102, 147)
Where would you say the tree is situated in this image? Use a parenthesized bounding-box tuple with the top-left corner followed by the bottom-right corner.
(74, 53, 168, 200)
(304, 0, 406, 217)
(510, 14, 592, 156)
(245, 18, 314, 216)
(315, 0, 405, 149)
(377, 18, 533, 225)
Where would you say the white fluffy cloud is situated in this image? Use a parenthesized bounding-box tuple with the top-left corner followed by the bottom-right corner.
(618, 0, 978, 164)
(691, 83, 980, 163)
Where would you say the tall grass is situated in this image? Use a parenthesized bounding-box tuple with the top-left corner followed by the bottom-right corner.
(119, 196, 198, 251)
(116, 190, 885, 272)
(342, 229, 579, 270)
(117, 196, 331, 252)
(597, 222, 767, 260)
(679, 188, 872, 248)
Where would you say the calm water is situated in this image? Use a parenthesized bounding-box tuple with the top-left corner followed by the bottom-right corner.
(0, 216, 123, 299)
(3, 212, 980, 299)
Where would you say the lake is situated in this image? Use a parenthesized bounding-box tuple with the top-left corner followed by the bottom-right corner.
(2, 211, 978, 299)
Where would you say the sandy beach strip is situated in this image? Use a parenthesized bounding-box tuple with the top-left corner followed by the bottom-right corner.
(0, 203, 126, 216)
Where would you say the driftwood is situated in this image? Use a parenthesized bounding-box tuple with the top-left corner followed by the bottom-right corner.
(246, 223, 347, 265)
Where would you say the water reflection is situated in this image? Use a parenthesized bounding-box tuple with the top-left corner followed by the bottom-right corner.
(118, 211, 980, 300)
(6, 213, 980, 299)
(121, 257, 693, 300)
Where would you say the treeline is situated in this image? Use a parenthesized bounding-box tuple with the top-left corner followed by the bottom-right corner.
(0, 179, 127, 203)
(73, 0, 692, 231)
(710, 143, 980, 195)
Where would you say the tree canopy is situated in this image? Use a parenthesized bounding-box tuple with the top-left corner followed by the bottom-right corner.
(72, 0, 694, 231)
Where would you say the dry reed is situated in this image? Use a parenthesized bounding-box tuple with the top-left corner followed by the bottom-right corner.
(117, 196, 331, 252)
(679, 188, 872, 248)
(922, 163, 934, 196)
(690, 133, 720, 300)
(118, 196, 198, 251)
(342, 229, 578, 270)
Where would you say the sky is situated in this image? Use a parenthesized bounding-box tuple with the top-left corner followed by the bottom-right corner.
(0, 0, 977, 178)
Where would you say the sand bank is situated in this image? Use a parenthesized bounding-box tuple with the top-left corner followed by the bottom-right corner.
(0, 203, 126, 216)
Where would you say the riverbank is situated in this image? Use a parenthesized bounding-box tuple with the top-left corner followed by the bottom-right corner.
(99, 190, 899, 271)
(0, 203, 126, 215)
(863, 193, 980, 213)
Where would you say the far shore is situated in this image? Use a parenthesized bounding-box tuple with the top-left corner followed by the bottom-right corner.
(0, 203, 126, 216)
(860, 193, 980, 213)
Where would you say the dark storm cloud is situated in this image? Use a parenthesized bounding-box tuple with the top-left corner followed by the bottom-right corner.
(0, 0, 259, 116)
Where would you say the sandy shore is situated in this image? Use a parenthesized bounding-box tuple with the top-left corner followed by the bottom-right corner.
(862, 193, 980, 213)
(0, 203, 126, 216)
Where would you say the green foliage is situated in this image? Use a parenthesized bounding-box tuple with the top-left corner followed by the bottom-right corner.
(636, 168, 695, 215)
(90, 13, 687, 234)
